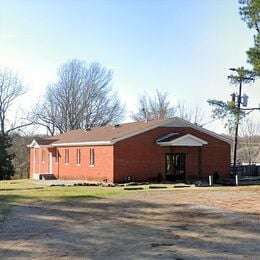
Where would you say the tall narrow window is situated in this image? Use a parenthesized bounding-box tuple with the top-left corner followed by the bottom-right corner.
(76, 149, 81, 165)
(55, 149, 59, 163)
(41, 150, 46, 162)
(65, 149, 69, 164)
(90, 148, 95, 166)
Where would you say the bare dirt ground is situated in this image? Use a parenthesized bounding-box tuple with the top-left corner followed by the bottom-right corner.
(0, 187, 260, 259)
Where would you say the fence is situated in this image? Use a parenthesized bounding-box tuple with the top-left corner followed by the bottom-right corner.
(231, 164, 260, 177)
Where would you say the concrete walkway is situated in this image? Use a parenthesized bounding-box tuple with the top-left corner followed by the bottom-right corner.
(31, 180, 102, 186)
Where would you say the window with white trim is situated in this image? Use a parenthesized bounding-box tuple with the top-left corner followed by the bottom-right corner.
(90, 148, 95, 166)
(76, 149, 81, 165)
(65, 149, 69, 164)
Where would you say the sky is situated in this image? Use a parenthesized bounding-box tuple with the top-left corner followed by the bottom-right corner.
(0, 0, 259, 134)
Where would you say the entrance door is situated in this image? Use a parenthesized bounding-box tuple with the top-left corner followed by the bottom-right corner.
(165, 153, 185, 181)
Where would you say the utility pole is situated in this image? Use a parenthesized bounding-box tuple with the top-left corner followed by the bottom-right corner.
(232, 78, 242, 167)
(229, 67, 255, 167)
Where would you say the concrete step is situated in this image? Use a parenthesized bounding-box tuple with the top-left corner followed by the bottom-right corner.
(40, 174, 57, 180)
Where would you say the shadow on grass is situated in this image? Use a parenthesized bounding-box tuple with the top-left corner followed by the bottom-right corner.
(0, 187, 44, 191)
(0, 194, 103, 204)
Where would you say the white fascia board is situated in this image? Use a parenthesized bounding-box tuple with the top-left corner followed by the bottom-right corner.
(157, 134, 208, 147)
(52, 141, 112, 147)
(181, 134, 208, 144)
(158, 142, 204, 147)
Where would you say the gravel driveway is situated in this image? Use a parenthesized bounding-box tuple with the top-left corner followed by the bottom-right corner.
(0, 188, 259, 259)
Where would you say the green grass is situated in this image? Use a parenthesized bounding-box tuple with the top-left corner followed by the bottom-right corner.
(0, 180, 172, 204)
(0, 180, 128, 204)
(0, 179, 259, 222)
(0, 180, 132, 221)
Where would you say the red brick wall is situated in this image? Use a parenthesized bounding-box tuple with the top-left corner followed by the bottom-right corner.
(30, 126, 230, 183)
(113, 127, 231, 183)
(51, 146, 114, 182)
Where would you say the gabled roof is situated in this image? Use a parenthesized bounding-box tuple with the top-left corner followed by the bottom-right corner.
(27, 138, 59, 148)
(28, 117, 233, 147)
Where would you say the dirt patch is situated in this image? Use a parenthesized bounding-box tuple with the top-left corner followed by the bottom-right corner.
(0, 187, 259, 259)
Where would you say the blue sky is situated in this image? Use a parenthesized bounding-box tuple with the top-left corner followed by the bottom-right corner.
(0, 0, 259, 133)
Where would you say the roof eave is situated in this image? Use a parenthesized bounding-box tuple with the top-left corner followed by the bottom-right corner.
(52, 141, 113, 147)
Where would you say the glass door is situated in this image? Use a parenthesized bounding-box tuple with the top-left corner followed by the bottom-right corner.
(165, 153, 185, 181)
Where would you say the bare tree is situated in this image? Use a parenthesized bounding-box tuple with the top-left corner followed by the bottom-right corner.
(0, 69, 29, 135)
(175, 101, 205, 125)
(237, 118, 260, 164)
(31, 59, 124, 135)
(131, 89, 175, 121)
(0, 69, 29, 180)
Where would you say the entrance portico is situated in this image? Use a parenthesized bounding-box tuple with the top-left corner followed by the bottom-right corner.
(27, 139, 56, 179)
(157, 133, 208, 181)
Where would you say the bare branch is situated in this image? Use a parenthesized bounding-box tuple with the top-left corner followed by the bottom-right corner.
(30, 59, 124, 134)
(0, 69, 27, 135)
(131, 89, 175, 121)
(175, 101, 205, 125)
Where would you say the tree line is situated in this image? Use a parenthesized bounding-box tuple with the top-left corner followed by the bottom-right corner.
(0, 0, 259, 180)
(0, 59, 206, 180)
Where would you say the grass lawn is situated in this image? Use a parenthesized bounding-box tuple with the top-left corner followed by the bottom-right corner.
(0, 180, 131, 203)
(0, 180, 171, 219)
(0, 179, 259, 221)
(0, 179, 127, 220)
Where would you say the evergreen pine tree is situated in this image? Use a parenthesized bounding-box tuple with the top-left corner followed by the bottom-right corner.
(0, 134, 15, 180)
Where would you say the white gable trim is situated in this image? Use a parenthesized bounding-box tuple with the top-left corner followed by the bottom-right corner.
(27, 139, 40, 148)
(157, 134, 208, 147)
(27, 139, 53, 148)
